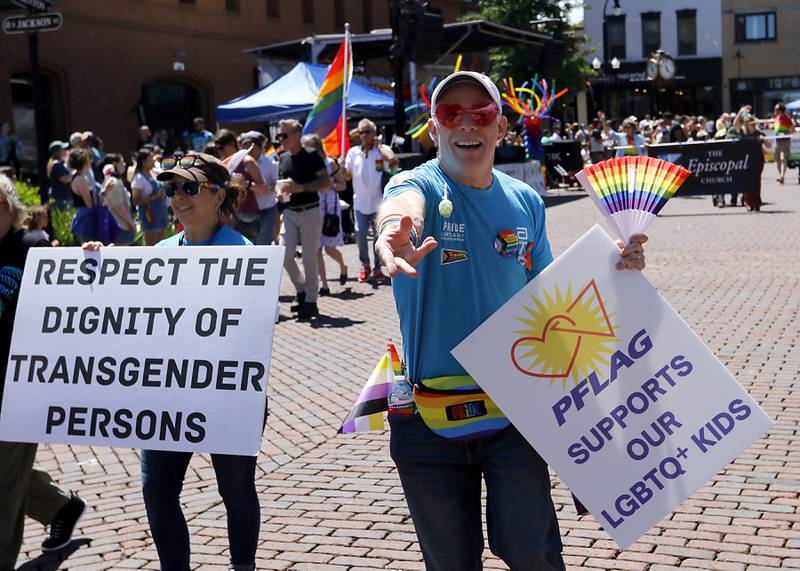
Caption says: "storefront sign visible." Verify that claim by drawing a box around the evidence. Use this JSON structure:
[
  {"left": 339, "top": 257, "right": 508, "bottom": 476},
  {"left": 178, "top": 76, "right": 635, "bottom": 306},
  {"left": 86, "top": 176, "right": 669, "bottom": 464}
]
[
  {"left": 0, "top": 246, "right": 284, "bottom": 455},
  {"left": 452, "top": 225, "right": 773, "bottom": 548},
  {"left": 648, "top": 139, "right": 761, "bottom": 195}
]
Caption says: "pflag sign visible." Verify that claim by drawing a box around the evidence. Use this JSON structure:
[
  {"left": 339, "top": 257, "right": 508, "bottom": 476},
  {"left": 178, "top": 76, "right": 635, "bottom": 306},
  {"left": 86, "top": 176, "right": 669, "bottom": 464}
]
[{"left": 3, "top": 12, "right": 62, "bottom": 34}]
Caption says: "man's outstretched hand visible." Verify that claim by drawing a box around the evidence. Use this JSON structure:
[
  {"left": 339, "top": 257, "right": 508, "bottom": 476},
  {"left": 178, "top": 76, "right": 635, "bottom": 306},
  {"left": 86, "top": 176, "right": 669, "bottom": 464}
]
[{"left": 376, "top": 215, "right": 438, "bottom": 278}]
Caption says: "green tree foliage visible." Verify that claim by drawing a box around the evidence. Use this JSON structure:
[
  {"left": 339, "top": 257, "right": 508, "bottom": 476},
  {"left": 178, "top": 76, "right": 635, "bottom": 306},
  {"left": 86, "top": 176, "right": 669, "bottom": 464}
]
[{"left": 461, "top": 0, "right": 593, "bottom": 95}]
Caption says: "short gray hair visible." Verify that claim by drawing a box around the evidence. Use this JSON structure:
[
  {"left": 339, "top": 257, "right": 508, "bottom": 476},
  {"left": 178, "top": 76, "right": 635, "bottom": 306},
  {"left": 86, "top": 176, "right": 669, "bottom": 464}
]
[
  {"left": 278, "top": 119, "right": 303, "bottom": 133},
  {"left": 358, "top": 118, "right": 376, "bottom": 133},
  {"left": 0, "top": 174, "right": 26, "bottom": 229}
]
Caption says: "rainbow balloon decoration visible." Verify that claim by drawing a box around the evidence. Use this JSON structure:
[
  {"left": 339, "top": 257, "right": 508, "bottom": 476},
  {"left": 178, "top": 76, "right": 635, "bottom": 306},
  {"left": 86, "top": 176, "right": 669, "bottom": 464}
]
[
  {"left": 576, "top": 156, "right": 691, "bottom": 243},
  {"left": 501, "top": 76, "right": 569, "bottom": 161}
]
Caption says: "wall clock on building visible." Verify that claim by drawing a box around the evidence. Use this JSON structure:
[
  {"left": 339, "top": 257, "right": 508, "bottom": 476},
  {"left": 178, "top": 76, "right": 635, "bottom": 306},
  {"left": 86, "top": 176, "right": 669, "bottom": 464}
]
[
  {"left": 646, "top": 58, "right": 659, "bottom": 81},
  {"left": 658, "top": 53, "right": 676, "bottom": 81}
]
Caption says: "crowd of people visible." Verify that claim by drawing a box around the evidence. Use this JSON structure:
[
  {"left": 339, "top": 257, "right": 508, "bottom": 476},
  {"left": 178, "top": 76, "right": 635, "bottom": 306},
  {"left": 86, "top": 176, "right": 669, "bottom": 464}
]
[
  {"left": 4, "top": 64, "right": 796, "bottom": 571},
  {"left": 526, "top": 103, "right": 798, "bottom": 212},
  {"left": 1, "top": 68, "right": 655, "bottom": 571},
  {"left": 4, "top": 114, "right": 402, "bottom": 318}
]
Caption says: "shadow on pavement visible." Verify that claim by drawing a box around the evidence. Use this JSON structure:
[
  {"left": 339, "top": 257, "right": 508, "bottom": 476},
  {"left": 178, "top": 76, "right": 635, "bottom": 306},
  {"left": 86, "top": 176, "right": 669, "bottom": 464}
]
[
  {"left": 17, "top": 538, "right": 92, "bottom": 571},
  {"left": 309, "top": 315, "right": 366, "bottom": 329},
  {"left": 325, "top": 289, "right": 375, "bottom": 301},
  {"left": 542, "top": 193, "right": 587, "bottom": 208},
  {"left": 661, "top": 209, "right": 795, "bottom": 217}
]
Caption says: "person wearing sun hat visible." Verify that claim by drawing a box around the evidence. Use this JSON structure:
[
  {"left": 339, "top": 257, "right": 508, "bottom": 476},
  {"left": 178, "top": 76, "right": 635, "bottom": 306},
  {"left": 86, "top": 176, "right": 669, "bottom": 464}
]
[{"left": 373, "top": 71, "right": 649, "bottom": 570}]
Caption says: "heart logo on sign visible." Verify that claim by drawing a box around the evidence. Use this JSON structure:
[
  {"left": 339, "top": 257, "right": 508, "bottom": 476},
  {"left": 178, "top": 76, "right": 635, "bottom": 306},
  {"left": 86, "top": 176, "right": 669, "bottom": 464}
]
[{"left": 510, "top": 280, "right": 617, "bottom": 382}]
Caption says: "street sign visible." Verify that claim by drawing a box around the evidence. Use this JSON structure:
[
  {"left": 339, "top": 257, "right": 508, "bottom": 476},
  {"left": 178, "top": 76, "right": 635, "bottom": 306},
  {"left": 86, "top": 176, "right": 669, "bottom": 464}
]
[
  {"left": 3, "top": 12, "right": 62, "bottom": 34},
  {"left": 12, "top": 0, "right": 52, "bottom": 12}
]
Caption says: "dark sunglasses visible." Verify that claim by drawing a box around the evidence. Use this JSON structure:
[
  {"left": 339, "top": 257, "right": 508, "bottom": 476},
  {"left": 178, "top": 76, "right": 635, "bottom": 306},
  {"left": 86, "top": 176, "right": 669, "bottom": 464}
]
[
  {"left": 161, "top": 153, "right": 212, "bottom": 171},
  {"left": 164, "top": 179, "right": 220, "bottom": 198},
  {"left": 433, "top": 102, "right": 500, "bottom": 129},
  {"left": 277, "top": 132, "right": 293, "bottom": 140},
  {"left": 359, "top": 130, "right": 374, "bottom": 135}
]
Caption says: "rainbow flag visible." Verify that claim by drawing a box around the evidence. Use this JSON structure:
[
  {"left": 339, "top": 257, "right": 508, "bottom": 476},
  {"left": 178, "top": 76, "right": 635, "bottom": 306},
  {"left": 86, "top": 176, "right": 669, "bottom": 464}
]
[
  {"left": 303, "top": 34, "right": 352, "bottom": 141},
  {"left": 339, "top": 340, "right": 403, "bottom": 434},
  {"left": 263, "top": 145, "right": 276, "bottom": 159}
]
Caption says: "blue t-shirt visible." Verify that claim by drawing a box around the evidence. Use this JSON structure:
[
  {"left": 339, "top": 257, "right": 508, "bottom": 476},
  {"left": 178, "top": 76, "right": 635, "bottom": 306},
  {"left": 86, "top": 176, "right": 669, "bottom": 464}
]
[
  {"left": 383, "top": 159, "right": 553, "bottom": 383},
  {"left": 156, "top": 224, "right": 252, "bottom": 247}
]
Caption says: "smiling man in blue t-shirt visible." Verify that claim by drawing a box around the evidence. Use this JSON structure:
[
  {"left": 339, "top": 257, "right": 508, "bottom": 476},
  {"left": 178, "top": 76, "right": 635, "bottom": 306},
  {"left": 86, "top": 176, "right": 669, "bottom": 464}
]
[{"left": 376, "top": 71, "right": 648, "bottom": 570}]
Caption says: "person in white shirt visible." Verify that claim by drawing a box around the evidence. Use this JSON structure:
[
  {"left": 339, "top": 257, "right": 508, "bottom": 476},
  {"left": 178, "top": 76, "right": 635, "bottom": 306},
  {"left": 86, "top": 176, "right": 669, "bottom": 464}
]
[{"left": 342, "top": 119, "right": 399, "bottom": 282}]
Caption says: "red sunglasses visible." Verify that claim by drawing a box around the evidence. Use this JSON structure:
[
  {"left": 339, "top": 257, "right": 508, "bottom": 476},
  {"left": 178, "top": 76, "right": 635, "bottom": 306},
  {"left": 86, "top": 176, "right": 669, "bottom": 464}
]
[{"left": 433, "top": 102, "right": 500, "bottom": 129}]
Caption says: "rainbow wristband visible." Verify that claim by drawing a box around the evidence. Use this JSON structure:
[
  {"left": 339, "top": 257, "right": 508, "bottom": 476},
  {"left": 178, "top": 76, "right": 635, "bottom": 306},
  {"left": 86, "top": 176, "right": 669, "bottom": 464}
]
[{"left": 378, "top": 213, "right": 420, "bottom": 246}]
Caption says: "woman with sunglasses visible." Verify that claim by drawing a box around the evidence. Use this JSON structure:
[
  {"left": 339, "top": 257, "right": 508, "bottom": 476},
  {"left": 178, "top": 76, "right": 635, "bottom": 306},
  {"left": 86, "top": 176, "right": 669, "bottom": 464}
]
[{"left": 83, "top": 153, "right": 259, "bottom": 571}]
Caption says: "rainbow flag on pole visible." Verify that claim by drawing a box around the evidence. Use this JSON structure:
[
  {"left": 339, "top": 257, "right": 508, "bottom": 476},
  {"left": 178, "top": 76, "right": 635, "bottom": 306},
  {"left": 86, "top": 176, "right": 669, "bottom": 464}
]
[
  {"left": 303, "top": 24, "right": 352, "bottom": 156},
  {"left": 339, "top": 340, "right": 403, "bottom": 434}
]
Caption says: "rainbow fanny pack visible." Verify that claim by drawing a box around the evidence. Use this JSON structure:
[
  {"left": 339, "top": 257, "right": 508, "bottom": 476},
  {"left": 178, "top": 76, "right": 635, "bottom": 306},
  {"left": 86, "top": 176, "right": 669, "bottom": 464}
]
[{"left": 413, "top": 375, "right": 510, "bottom": 440}]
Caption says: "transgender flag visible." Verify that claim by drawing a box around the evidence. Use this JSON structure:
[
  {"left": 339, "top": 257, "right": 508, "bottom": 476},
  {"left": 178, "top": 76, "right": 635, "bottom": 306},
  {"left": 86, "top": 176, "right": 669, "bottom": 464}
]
[
  {"left": 338, "top": 341, "right": 403, "bottom": 433},
  {"left": 302, "top": 26, "right": 352, "bottom": 150}
]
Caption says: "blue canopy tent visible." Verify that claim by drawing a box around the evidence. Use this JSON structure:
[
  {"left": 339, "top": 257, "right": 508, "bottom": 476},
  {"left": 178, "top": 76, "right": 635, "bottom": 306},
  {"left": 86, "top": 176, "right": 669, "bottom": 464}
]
[
  {"left": 786, "top": 98, "right": 800, "bottom": 111},
  {"left": 216, "top": 62, "right": 396, "bottom": 123}
]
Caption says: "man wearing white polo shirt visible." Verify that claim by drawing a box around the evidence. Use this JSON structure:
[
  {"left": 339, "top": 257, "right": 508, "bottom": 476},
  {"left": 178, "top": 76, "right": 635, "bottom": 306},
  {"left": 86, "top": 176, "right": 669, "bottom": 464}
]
[{"left": 343, "top": 119, "right": 398, "bottom": 282}]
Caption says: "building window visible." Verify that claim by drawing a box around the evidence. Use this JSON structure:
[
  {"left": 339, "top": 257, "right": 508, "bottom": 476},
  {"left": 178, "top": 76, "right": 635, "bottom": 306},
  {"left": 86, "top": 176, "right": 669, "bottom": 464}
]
[
  {"left": 225, "top": 0, "right": 240, "bottom": 12},
  {"left": 266, "top": 0, "right": 279, "bottom": 18},
  {"left": 676, "top": 10, "right": 696, "bottom": 55},
  {"left": 641, "top": 12, "right": 660, "bottom": 58},
  {"left": 302, "top": 0, "right": 314, "bottom": 24},
  {"left": 735, "top": 12, "right": 776, "bottom": 42},
  {"left": 363, "top": 0, "right": 373, "bottom": 32},
  {"left": 334, "top": 0, "right": 345, "bottom": 29},
  {"left": 607, "top": 16, "right": 626, "bottom": 60}
]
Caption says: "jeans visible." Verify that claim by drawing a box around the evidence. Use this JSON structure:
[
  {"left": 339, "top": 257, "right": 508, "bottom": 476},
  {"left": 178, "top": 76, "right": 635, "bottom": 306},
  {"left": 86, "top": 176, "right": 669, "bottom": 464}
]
[
  {"left": 355, "top": 210, "right": 380, "bottom": 271},
  {"left": 389, "top": 414, "right": 565, "bottom": 571},
  {"left": 256, "top": 206, "right": 278, "bottom": 245},
  {"left": 141, "top": 450, "right": 259, "bottom": 571},
  {"left": 281, "top": 206, "right": 323, "bottom": 303}
]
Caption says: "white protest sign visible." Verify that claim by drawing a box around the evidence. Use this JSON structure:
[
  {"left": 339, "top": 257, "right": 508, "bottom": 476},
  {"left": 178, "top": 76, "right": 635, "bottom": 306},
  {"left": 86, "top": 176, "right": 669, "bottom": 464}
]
[
  {"left": 0, "top": 246, "right": 284, "bottom": 456},
  {"left": 452, "top": 225, "right": 773, "bottom": 548}
]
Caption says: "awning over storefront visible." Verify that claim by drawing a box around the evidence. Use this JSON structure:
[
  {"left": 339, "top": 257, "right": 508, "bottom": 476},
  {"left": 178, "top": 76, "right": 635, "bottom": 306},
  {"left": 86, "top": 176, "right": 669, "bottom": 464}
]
[
  {"left": 216, "top": 62, "right": 396, "bottom": 123},
  {"left": 246, "top": 20, "right": 552, "bottom": 65}
]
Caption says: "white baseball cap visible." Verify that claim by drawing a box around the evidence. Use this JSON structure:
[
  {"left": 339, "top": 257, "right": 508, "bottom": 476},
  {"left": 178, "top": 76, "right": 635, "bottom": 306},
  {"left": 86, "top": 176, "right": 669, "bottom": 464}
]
[{"left": 430, "top": 71, "right": 502, "bottom": 112}]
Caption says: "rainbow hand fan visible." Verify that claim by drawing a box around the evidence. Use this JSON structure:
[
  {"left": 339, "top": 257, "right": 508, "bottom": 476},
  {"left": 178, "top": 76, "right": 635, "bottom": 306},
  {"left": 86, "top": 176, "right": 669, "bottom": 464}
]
[{"left": 576, "top": 156, "right": 690, "bottom": 243}]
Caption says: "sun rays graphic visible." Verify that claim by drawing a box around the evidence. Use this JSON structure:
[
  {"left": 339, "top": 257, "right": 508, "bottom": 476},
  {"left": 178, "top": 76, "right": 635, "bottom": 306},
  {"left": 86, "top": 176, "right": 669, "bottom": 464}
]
[{"left": 510, "top": 280, "right": 619, "bottom": 386}]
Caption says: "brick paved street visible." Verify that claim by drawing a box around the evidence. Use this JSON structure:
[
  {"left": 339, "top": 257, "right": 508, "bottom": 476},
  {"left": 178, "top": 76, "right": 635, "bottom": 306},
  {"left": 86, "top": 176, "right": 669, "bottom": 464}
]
[{"left": 18, "top": 164, "right": 799, "bottom": 570}]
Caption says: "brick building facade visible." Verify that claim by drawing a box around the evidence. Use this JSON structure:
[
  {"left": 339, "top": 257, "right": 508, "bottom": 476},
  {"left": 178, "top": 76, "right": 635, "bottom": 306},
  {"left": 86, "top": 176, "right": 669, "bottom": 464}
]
[{"left": 0, "top": 0, "right": 464, "bottom": 161}]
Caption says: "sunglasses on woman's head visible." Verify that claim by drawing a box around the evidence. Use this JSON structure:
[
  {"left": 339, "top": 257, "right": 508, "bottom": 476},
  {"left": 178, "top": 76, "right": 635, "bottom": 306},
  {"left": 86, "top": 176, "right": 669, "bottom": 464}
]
[
  {"left": 433, "top": 102, "right": 500, "bottom": 129},
  {"left": 164, "top": 179, "right": 219, "bottom": 198},
  {"left": 161, "top": 153, "right": 211, "bottom": 171}
]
